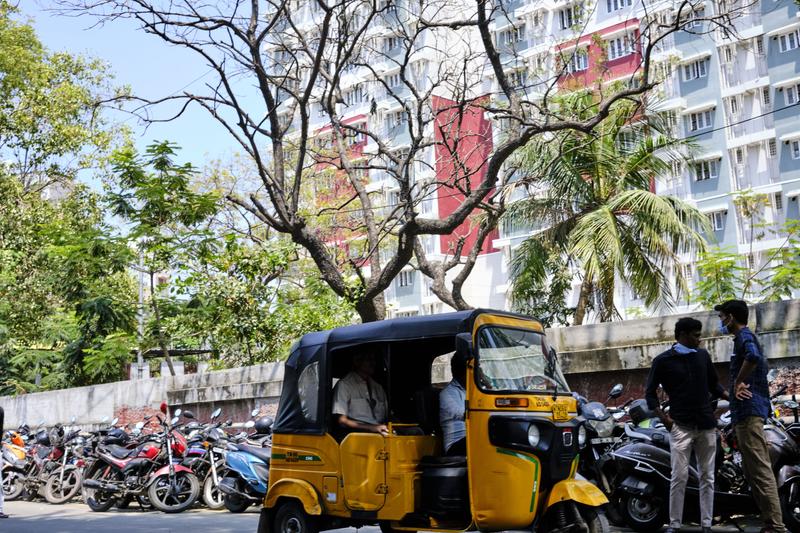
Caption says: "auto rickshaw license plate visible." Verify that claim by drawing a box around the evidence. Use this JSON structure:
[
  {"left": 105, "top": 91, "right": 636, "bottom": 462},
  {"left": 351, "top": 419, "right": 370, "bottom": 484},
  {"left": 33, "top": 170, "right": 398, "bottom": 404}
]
[{"left": 552, "top": 403, "right": 569, "bottom": 421}]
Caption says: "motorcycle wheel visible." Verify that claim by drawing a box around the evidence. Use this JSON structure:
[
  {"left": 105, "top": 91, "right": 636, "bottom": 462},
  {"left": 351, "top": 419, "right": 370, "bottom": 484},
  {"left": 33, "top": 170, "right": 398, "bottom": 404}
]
[
  {"left": 579, "top": 506, "right": 611, "bottom": 533},
  {"left": 82, "top": 462, "right": 119, "bottom": 512},
  {"left": 2, "top": 472, "right": 25, "bottom": 501},
  {"left": 147, "top": 471, "right": 200, "bottom": 514},
  {"left": 781, "top": 478, "right": 800, "bottom": 532},
  {"left": 203, "top": 474, "right": 226, "bottom": 510},
  {"left": 619, "top": 494, "right": 666, "bottom": 532},
  {"left": 223, "top": 493, "right": 252, "bottom": 513},
  {"left": 44, "top": 466, "right": 82, "bottom": 504}
]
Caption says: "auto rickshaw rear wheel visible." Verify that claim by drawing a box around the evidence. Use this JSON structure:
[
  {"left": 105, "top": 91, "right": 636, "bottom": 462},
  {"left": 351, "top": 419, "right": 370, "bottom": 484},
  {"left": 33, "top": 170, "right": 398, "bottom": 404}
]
[{"left": 274, "top": 500, "right": 319, "bottom": 533}]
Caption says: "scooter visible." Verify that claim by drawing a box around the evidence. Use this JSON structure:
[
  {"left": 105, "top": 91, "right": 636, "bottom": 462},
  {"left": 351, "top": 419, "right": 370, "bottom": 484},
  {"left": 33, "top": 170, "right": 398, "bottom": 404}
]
[
  {"left": 611, "top": 389, "right": 800, "bottom": 531},
  {"left": 218, "top": 415, "right": 273, "bottom": 513}
]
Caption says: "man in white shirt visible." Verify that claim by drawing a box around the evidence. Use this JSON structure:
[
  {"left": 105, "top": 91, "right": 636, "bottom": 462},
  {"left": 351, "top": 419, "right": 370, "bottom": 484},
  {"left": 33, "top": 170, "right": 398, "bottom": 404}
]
[{"left": 333, "top": 352, "right": 389, "bottom": 436}]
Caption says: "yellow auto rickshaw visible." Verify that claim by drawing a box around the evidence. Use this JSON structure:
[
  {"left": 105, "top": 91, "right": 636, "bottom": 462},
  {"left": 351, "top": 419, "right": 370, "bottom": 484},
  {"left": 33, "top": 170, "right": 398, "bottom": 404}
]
[{"left": 258, "top": 309, "right": 609, "bottom": 533}]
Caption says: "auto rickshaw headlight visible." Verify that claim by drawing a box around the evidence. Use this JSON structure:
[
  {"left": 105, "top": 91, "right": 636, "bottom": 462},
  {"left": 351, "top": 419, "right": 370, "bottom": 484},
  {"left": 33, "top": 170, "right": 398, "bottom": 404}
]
[
  {"left": 577, "top": 425, "right": 587, "bottom": 448},
  {"left": 527, "top": 424, "right": 541, "bottom": 447}
]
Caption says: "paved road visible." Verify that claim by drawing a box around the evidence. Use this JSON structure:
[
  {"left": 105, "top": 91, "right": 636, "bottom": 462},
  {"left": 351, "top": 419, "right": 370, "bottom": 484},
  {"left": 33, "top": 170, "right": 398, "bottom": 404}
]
[{"left": 0, "top": 500, "right": 766, "bottom": 532}]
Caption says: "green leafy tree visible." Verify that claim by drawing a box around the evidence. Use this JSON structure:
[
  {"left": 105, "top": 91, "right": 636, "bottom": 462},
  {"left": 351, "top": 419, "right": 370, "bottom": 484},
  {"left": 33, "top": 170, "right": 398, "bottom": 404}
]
[{"left": 505, "top": 93, "right": 709, "bottom": 323}]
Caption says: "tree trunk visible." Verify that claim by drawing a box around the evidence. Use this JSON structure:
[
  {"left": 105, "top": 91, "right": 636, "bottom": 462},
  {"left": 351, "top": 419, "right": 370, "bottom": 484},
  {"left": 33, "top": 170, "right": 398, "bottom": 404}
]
[
  {"left": 355, "top": 294, "right": 386, "bottom": 323},
  {"left": 573, "top": 278, "right": 593, "bottom": 326},
  {"left": 149, "top": 272, "right": 176, "bottom": 376}
]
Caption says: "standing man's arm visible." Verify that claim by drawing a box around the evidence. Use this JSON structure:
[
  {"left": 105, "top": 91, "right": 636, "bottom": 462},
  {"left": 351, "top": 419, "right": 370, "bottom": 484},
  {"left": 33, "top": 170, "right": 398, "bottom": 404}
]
[
  {"left": 645, "top": 359, "right": 672, "bottom": 429},
  {"left": 706, "top": 354, "right": 729, "bottom": 401},
  {"left": 734, "top": 338, "right": 762, "bottom": 400}
]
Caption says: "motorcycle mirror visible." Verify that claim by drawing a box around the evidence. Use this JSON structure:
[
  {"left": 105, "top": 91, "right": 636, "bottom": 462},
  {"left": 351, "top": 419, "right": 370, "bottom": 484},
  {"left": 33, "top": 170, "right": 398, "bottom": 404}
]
[
  {"left": 170, "top": 416, "right": 180, "bottom": 425},
  {"left": 160, "top": 402, "right": 168, "bottom": 414},
  {"left": 251, "top": 408, "right": 260, "bottom": 417},
  {"left": 101, "top": 416, "right": 109, "bottom": 424},
  {"left": 608, "top": 383, "right": 624, "bottom": 399},
  {"left": 785, "top": 400, "right": 799, "bottom": 410},
  {"left": 71, "top": 416, "right": 77, "bottom": 424},
  {"left": 245, "top": 420, "right": 256, "bottom": 428},
  {"left": 211, "top": 408, "right": 222, "bottom": 420},
  {"left": 182, "top": 410, "right": 195, "bottom": 419},
  {"left": 174, "top": 408, "right": 182, "bottom": 417},
  {"left": 768, "top": 368, "right": 778, "bottom": 383},
  {"left": 225, "top": 419, "right": 233, "bottom": 426},
  {"left": 135, "top": 421, "right": 145, "bottom": 430},
  {"left": 110, "top": 417, "right": 119, "bottom": 426}
]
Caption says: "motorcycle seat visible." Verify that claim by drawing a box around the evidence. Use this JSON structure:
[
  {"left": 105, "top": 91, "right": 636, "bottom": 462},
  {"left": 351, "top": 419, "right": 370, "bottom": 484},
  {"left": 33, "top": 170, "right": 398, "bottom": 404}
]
[
  {"left": 624, "top": 423, "right": 671, "bottom": 447},
  {"left": 235, "top": 443, "right": 272, "bottom": 464},
  {"left": 106, "top": 444, "right": 136, "bottom": 459}
]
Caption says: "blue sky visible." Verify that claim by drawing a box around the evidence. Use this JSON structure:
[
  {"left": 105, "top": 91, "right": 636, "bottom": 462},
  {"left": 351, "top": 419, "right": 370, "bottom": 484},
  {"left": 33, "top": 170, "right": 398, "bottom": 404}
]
[{"left": 25, "top": 2, "right": 241, "bottom": 166}]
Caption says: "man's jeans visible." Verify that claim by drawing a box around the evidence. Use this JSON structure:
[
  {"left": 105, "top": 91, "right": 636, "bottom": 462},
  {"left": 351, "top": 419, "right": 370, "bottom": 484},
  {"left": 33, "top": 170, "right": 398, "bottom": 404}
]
[
  {"left": 735, "top": 416, "right": 787, "bottom": 532},
  {"left": 669, "top": 423, "right": 716, "bottom": 529}
]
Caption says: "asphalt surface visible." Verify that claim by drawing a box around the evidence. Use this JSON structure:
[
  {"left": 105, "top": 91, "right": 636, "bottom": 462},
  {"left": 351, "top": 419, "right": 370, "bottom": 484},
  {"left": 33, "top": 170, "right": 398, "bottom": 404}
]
[{"left": 0, "top": 500, "right": 768, "bottom": 532}]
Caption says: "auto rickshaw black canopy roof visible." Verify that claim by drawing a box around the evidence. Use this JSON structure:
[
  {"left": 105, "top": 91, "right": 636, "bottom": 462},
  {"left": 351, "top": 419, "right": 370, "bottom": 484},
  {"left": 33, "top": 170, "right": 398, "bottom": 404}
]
[{"left": 274, "top": 309, "right": 537, "bottom": 434}]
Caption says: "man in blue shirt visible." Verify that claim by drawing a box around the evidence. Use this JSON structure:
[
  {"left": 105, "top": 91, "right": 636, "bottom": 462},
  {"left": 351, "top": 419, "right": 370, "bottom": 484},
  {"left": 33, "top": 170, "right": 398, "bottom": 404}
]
[
  {"left": 439, "top": 348, "right": 468, "bottom": 456},
  {"left": 715, "top": 299, "right": 785, "bottom": 533}
]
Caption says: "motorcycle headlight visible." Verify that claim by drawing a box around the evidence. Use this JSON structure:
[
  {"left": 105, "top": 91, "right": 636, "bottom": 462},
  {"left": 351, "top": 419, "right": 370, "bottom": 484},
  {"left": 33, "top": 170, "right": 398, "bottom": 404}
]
[
  {"left": 586, "top": 417, "right": 615, "bottom": 438},
  {"left": 527, "top": 424, "right": 541, "bottom": 447},
  {"left": 578, "top": 425, "right": 587, "bottom": 448}
]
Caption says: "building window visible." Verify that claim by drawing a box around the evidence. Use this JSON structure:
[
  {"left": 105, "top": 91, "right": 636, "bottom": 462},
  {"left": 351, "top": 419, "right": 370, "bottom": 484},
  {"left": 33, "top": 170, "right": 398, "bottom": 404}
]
[
  {"left": 500, "top": 24, "right": 526, "bottom": 46},
  {"left": 792, "top": 140, "right": 800, "bottom": 160},
  {"left": 683, "top": 263, "right": 694, "bottom": 280},
  {"left": 778, "top": 30, "right": 800, "bottom": 53},
  {"left": 384, "top": 73, "right": 402, "bottom": 89},
  {"left": 735, "top": 147, "right": 745, "bottom": 165},
  {"left": 384, "top": 36, "right": 401, "bottom": 53},
  {"left": 694, "top": 160, "right": 718, "bottom": 181},
  {"left": 708, "top": 211, "right": 725, "bottom": 231},
  {"left": 558, "top": 4, "right": 582, "bottom": 30},
  {"left": 762, "top": 87, "right": 772, "bottom": 108},
  {"left": 785, "top": 83, "right": 800, "bottom": 106},
  {"left": 508, "top": 69, "right": 529, "bottom": 88},
  {"left": 606, "top": 0, "right": 632, "bottom": 12},
  {"left": 721, "top": 45, "right": 734, "bottom": 64},
  {"left": 385, "top": 110, "right": 406, "bottom": 129},
  {"left": 727, "top": 96, "right": 740, "bottom": 117},
  {"left": 607, "top": 34, "right": 634, "bottom": 60},
  {"left": 688, "top": 110, "right": 713, "bottom": 131},
  {"left": 397, "top": 270, "right": 415, "bottom": 287},
  {"left": 773, "top": 192, "right": 784, "bottom": 212},
  {"left": 564, "top": 49, "right": 589, "bottom": 73},
  {"left": 683, "top": 59, "right": 708, "bottom": 81},
  {"left": 754, "top": 35, "right": 765, "bottom": 55},
  {"left": 767, "top": 138, "right": 778, "bottom": 158},
  {"left": 685, "top": 7, "right": 706, "bottom": 29}
]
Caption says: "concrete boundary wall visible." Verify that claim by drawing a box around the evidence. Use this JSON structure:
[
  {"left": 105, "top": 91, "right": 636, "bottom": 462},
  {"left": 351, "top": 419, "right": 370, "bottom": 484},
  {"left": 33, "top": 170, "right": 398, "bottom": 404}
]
[{"left": 2, "top": 300, "right": 798, "bottom": 428}]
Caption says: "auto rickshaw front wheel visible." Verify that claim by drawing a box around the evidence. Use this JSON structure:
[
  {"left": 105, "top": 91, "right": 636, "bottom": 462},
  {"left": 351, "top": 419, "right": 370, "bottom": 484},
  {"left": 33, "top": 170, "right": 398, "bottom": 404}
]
[
  {"left": 274, "top": 500, "right": 319, "bottom": 533},
  {"left": 538, "top": 502, "right": 610, "bottom": 533}
]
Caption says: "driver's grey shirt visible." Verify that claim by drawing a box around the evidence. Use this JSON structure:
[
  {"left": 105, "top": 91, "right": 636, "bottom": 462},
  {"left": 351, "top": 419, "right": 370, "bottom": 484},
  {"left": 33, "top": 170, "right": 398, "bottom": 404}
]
[{"left": 439, "top": 379, "right": 466, "bottom": 452}]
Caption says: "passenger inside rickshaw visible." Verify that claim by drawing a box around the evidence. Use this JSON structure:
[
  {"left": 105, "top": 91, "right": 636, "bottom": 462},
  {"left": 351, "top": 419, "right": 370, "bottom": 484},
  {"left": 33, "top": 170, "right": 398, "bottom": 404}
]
[{"left": 328, "top": 338, "right": 456, "bottom": 447}]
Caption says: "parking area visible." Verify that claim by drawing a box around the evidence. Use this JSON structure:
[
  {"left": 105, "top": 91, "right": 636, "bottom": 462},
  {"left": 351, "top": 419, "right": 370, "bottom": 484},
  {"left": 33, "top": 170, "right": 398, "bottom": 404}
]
[{"left": 1, "top": 500, "right": 767, "bottom": 532}]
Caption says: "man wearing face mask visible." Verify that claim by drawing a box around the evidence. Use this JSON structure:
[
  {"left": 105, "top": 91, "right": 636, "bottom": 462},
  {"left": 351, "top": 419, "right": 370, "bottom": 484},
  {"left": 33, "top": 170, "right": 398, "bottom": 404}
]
[{"left": 715, "top": 299, "right": 785, "bottom": 533}]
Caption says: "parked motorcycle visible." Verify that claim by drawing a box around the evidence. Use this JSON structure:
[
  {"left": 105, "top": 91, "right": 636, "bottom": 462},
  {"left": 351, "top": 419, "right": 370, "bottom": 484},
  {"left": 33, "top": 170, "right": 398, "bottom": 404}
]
[
  {"left": 44, "top": 417, "right": 85, "bottom": 504},
  {"left": 612, "top": 387, "right": 800, "bottom": 531},
  {"left": 182, "top": 407, "right": 230, "bottom": 510},
  {"left": 81, "top": 405, "right": 200, "bottom": 513},
  {"left": 218, "top": 414, "right": 273, "bottom": 513}
]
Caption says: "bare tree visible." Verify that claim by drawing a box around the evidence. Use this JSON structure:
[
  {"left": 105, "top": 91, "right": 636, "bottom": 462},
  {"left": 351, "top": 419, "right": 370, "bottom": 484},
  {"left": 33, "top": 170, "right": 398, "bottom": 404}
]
[{"left": 55, "top": 0, "right": 748, "bottom": 321}]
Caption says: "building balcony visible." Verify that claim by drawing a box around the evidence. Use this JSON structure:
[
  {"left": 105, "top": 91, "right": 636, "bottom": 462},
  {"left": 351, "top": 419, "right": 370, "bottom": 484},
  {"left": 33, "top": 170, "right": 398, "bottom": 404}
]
[
  {"left": 731, "top": 156, "right": 781, "bottom": 190},
  {"left": 719, "top": 59, "right": 768, "bottom": 91},
  {"left": 726, "top": 114, "right": 774, "bottom": 143}
]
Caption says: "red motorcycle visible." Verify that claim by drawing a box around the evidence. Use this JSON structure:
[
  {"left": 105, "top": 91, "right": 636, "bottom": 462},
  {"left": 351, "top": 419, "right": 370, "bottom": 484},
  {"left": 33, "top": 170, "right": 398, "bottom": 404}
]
[{"left": 81, "top": 404, "right": 200, "bottom": 513}]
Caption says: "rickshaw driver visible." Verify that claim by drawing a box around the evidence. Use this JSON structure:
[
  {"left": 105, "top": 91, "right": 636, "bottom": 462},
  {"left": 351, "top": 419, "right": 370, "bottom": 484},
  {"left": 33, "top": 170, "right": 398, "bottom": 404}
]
[
  {"left": 332, "top": 352, "right": 390, "bottom": 436},
  {"left": 439, "top": 348, "right": 468, "bottom": 455}
]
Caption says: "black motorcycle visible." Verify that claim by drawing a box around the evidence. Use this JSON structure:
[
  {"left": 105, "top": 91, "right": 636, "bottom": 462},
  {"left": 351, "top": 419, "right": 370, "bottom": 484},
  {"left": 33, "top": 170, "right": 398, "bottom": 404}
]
[{"left": 611, "top": 390, "right": 800, "bottom": 531}]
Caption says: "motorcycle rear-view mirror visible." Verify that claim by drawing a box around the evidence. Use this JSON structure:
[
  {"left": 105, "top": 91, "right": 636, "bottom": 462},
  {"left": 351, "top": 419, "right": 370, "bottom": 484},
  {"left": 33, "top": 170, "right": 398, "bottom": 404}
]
[
  {"left": 245, "top": 420, "right": 256, "bottom": 429},
  {"left": 135, "top": 421, "right": 145, "bottom": 430},
  {"left": 182, "top": 410, "right": 195, "bottom": 419},
  {"left": 211, "top": 408, "right": 222, "bottom": 420},
  {"left": 170, "top": 416, "right": 180, "bottom": 425},
  {"left": 608, "top": 383, "right": 624, "bottom": 399},
  {"left": 101, "top": 416, "right": 109, "bottom": 424},
  {"left": 251, "top": 408, "right": 260, "bottom": 417},
  {"left": 71, "top": 416, "right": 77, "bottom": 424},
  {"left": 785, "top": 400, "right": 799, "bottom": 410},
  {"left": 174, "top": 408, "right": 182, "bottom": 417},
  {"left": 225, "top": 419, "right": 233, "bottom": 426},
  {"left": 110, "top": 417, "right": 119, "bottom": 426}
]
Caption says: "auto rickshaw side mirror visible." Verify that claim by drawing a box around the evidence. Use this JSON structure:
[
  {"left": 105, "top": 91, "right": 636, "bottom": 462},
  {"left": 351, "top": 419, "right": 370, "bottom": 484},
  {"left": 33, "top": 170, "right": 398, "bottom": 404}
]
[
  {"left": 609, "top": 383, "right": 624, "bottom": 400},
  {"left": 455, "top": 332, "right": 473, "bottom": 358}
]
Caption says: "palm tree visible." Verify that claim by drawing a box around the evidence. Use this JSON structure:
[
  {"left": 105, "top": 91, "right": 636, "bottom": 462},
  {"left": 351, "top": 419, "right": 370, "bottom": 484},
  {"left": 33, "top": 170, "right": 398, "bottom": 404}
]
[{"left": 504, "top": 93, "right": 709, "bottom": 324}]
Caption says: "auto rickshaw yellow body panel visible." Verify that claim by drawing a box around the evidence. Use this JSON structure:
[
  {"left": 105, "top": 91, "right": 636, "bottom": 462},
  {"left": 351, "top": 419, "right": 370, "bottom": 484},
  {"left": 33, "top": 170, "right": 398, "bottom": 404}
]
[{"left": 545, "top": 478, "right": 609, "bottom": 509}]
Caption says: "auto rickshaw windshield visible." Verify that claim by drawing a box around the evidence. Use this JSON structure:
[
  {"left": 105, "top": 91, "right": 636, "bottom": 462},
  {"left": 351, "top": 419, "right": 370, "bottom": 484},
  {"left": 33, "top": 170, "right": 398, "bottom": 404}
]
[{"left": 475, "top": 326, "right": 570, "bottom": 393}]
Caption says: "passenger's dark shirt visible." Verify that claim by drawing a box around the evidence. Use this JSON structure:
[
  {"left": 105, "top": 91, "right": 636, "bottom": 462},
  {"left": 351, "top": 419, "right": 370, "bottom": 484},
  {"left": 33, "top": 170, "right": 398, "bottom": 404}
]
[
  {"left": 729, "top": 327, "right": 771, "bottom": 423},
  {"left": 645, "top": 345, "right": 724, "bottom": 430}
]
